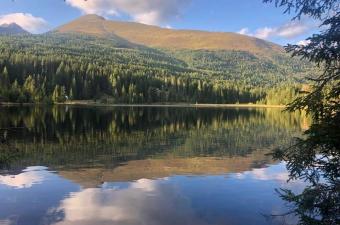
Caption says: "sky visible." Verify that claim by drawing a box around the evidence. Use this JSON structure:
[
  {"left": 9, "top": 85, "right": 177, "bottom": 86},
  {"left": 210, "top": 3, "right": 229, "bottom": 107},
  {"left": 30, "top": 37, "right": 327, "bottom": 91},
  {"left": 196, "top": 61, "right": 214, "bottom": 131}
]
[{"left": 0, "top": 0, "right": 321, "bottom": 45}]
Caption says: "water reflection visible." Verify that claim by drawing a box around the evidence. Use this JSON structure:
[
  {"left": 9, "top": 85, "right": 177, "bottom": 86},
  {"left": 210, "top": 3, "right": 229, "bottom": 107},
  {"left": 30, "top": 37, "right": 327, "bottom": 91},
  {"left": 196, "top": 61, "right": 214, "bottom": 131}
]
[
  {"left": 0, "top": 106, "right": 307, "bottom": 170},
  {"left": 0, "top": 166, "right": 47, "bottom": 189},
  {"left": 57, "top": 149, "right": 273, "bottom": 187},
  {"left": 0, "top": 167, "right": 79, "bottom": 225},
  {"left": 0, "top": 164, "right": 301, "bottom": 225},
  {"left": 0, "top": 106, "right": 308, "bottom": 225},
  {"left": 52, "top": 179, "right": 203, "bottom": 225}
]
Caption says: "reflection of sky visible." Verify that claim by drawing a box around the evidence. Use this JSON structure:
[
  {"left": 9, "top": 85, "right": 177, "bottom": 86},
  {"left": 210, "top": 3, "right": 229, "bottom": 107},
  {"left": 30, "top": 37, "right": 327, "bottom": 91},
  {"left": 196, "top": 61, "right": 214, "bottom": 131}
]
[
  {"left": 233, "top": 162, "right": 307, "bottom": 192},
  {"left": 0, "top": 167, "right": 79, "bottom": 225},
  {"left": 51, "top": 178, "right": 206, "bottom": 225},
  {"left": 0, "top": 166, "right": 48, "bottom": 189},
  {"left": 0, "top": 163, "right": 303, "bottom": 225}
]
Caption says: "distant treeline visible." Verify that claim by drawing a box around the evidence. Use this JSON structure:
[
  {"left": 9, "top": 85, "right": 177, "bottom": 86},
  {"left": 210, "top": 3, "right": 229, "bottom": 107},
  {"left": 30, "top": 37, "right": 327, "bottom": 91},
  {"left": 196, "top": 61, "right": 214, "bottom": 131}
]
[{"left": 0, "top": 34, "right": 307, "bottom": 104}]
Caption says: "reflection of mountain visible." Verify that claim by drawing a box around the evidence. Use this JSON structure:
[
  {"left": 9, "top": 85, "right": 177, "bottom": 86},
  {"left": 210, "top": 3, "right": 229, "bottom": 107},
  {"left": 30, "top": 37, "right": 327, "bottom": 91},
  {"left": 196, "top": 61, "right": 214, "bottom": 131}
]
[
  {"left": 0, "top": 23, "right": 29, "bottom": 35},
  {"left": 0, "top": 106, "right": 308, "bottom": 225},
  {"left": 0, "top": 106, "right": 307, "bottom": 170},
  {"left": 58, "top": 149, "right": 273, "bottom": 187}
]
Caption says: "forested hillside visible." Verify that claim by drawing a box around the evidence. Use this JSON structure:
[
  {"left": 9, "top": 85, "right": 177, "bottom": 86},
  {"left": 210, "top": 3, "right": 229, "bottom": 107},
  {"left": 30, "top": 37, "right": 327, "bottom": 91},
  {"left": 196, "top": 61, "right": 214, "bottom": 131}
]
[{"left": 0, "top": 16, "right": 316, "bottom": 104}]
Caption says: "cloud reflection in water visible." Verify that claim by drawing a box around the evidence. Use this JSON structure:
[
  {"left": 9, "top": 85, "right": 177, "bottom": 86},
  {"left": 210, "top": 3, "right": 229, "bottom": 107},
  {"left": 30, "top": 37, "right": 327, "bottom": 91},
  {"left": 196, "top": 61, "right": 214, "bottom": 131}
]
[
  {"left": 0, "top": 163, "right": 303, "bottom": 225},
  {"left": 0, "top": 166, "right": 48, "bottom": 189},
  {"left": 51, "top": 178, "right": 207, "bottom": 225}
]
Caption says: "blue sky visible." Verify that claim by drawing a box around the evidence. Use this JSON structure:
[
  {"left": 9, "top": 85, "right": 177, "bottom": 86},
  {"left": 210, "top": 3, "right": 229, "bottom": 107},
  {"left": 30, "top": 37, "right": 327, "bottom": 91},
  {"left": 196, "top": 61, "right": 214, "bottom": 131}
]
[{"left": 0, "top": 0, "right": 320, "bottom": 45}]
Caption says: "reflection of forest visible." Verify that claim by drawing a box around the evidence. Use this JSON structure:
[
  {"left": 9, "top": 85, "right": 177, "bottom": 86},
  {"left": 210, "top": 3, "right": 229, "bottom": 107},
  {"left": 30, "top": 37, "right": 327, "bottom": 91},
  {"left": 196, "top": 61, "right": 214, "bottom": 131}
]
[{"left": 0, "top": 106, "right": 308, "bottom": 170}]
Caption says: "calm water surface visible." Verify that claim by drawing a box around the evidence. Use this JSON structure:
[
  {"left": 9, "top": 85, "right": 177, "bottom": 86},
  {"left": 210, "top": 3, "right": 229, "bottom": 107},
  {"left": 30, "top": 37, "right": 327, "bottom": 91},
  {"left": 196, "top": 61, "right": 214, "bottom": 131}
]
[{"left": 0, "top": 106, "right": 308, "bottom": 225}]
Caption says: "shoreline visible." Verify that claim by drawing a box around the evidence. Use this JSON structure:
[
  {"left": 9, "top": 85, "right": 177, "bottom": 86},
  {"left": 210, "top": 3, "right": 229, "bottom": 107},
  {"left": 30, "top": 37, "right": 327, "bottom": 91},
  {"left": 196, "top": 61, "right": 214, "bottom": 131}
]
[{"left": 0, "top": 101, "right": 286, "bottom": 108}]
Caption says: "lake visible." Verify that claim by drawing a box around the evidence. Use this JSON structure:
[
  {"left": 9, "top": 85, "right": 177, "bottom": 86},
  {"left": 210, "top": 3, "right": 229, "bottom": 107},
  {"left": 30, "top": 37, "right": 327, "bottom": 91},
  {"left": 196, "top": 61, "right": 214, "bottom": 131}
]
[{"left": 0, "top": 106, "right": 308, "bottom": 225}]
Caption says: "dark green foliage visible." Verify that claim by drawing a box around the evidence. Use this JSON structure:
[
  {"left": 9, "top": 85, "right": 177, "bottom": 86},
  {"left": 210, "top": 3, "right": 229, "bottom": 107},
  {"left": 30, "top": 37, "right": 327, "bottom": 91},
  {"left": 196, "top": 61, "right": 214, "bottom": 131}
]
[
  {"left": 168, "top": 49, "right": 310, "bottom": 85},
  {"left": 0, "top": 33, "right": 311, "bottom": 104},
  {"left": 260, "top": 84, "right": 301, "bottom": 105},
  {"left": 0, "top": 128, "right": 21, "bottom": 169},
  {"left": 263, "top": 0, "right": 339, "bottom": 20},
  {"left": 265, "top": 0, "right": 339, "bottom": 224}
]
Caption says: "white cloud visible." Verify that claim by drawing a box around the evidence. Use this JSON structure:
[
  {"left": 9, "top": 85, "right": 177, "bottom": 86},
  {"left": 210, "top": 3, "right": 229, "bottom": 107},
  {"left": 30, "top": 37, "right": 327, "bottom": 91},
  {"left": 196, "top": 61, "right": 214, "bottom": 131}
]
[
  {"left": 254, "top": 27, "right": 275, "bottom": 39},
  {"left": 297, "top": 39, "right": 311, "bottom": 46},
  {"left": 0, "top": 13, "right": 48, "bottom": 33},
  {"left": 275, "top": 21, "right": 310, "bottom": 38},
  {"left": 65, "top": 0, "right": 191, "bottom": 25},
  {"left": 237, "top": 27, "right": 249, "bottom": 35},
  {"left": 238, "top": 20, "right": 312, "bottom": 40}
]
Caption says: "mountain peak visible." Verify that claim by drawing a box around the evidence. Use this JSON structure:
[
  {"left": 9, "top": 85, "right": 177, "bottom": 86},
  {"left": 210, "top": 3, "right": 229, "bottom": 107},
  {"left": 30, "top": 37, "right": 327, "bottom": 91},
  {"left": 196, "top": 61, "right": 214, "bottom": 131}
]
[
  {"left": 55, "top": 15, "right": 282, "bottom": 55},
  {"left": 1, "top": 22, "right": 20, "bottom": 28},
  {"left": 0, "top": 22, "right": 29, "bottom": 35},
  {"left": 78, "top": 14, "right": 106, "bottom": 21}
]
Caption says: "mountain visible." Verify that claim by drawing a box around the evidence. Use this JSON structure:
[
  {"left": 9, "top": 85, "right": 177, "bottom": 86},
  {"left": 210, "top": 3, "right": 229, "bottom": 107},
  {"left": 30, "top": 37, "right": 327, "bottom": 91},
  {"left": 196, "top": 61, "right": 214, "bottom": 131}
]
[
  {"left": 0, "top": 23, "right": 29, "bottom": 35},
  {"left": 55, "top": 14, "right": 282, "bottom": 56},
  {"left": 53, "top": 15, "right": 314, "bottom": 83},
  {"left": 0, "top": 15, "right": 315, "bottom": 104}
]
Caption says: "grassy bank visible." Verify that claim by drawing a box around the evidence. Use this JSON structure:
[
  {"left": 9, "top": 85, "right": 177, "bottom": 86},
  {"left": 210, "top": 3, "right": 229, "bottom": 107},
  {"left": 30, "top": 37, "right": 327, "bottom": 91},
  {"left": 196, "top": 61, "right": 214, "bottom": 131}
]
[
  {"left": 0, "top": 101, "right": 286, "bottom": 108},
  {"left": 62, "top": 101, "right": 286, "bottom": 108}
]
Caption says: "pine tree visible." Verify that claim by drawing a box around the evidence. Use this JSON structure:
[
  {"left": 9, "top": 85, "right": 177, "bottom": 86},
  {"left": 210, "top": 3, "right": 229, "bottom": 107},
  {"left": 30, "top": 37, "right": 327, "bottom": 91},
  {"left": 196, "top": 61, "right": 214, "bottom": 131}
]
[
  {"left": 0, "top": 67, "right": 10, "bottom": 89},
  {"left": 52, "top": 85, "right": 60, "bottom": 103},
  {"left": 52, "top": 85, "right": 66, "bottom": 103}
]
